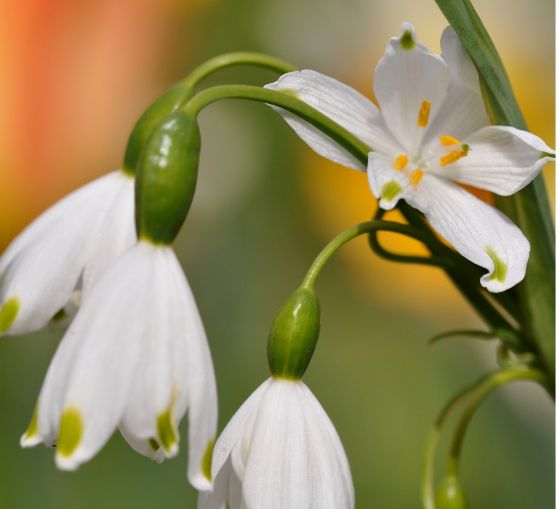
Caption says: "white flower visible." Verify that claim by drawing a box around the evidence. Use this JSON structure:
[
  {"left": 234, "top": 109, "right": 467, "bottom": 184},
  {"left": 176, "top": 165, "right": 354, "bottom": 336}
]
[
  {"left": 265, "top": 23, "right": 555, "bottom": 292},
  {"left": 0, "top": 170, "right": 135, "bottom": 335},
  {"left": 198, "top": 378, "right": 354, "bottom": 509},
  {"left": 20, "top": 241, "right": 218, "bottom": 491}
]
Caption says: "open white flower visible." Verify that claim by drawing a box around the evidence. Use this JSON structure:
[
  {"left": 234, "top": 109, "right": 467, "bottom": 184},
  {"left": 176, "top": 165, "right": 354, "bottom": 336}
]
[
  {"left": 265, "top": 23, "right": 554, "bottom": 292},
  {"left": 0, "top": 170, "right": 135, "bottom": 335},
  {"left": 198, "top": 378, "right": 354, "bottom": 509},
  {"left": 20, "top": 241, "right": 217, "bottom": 491}
]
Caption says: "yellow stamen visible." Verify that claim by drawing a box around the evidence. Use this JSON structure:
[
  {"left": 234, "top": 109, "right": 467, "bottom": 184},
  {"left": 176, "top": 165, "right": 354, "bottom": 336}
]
[
  {"left": 440, "top": 135, "right": 462, "bottom": 146},
  {"left": 417, "top": 100, "right": 431, "bottom": 127},
  {"left": 440, "top": 149, "right": 469, "bottom": 167},
  {"left": 393, "top": 154, "right": 409, "bottom": 171},
  {"left": 409, "top": 168, "right": 424, "bottom": 186}
]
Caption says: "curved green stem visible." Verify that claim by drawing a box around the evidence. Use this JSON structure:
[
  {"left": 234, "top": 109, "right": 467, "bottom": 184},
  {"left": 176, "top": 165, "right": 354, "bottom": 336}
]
[
  {"left": 300, "top": 220, "right": 449, "bottom": 290},
  {"left": 182, "top": 84, "right": 371, "bottom": 163},
  {"left": 182, "top": 52, "right": 297, "bottom": 90},
  {"left": 446, "top": 368, "right": 546, "bottom": 477},
  {"left": 422, "top": 368, "right": 546, "bottom": 509}
]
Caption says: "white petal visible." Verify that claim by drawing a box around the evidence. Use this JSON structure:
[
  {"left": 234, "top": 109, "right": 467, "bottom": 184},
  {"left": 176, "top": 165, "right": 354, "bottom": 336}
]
[
  {"left": 31, "top": 242, "right": 154, "bottom": 469},
  {"left": 300, "top": 384, "right": 354, "bottom": 509},
  {"left": 367, "top": 152, "right": 412, "bottom": 210},
  {"left": 409, "top": 174, "right": 530, "bottom": 292},
  {"left": 0, "top": 170, "right": 135, "bottom": 336},
  {"left": 167, "top": 254, "right": 218, "bottom": 491},
  {"left": 197, "top": 458, "right": 231, "bottom": 509},
  {"left": 422, "top": 26, "right": 489, "bottom": 146},
  {"left": 440, "top": 126, "right": 555, "bottom": 195},
  {"left": 265, "top": 70, "right": 399, "bottom": 169},
  {"left": 211, "top": 379, "right": 272, "bottom": 480},
  {"left": 242, "top": 379, "right": 311, "bottom": 509},
  {"left": 374, "top": 22, "right": 450, "bottom": 152},
  {"left": 120, "top": 247, "right": 179, "bottom": 458},
  {"left": 119, "top": 424, "right": 165, "bottom": 464}
]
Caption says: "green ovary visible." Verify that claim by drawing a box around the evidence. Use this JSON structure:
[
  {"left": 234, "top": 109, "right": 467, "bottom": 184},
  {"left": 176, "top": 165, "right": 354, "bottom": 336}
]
[
  {"left": 0, "top": 297, "right": 19, "bottom": 333},
  {"left": 486, "top": 247, "right": 507, "bottom": 282},
  {"left": 58, "top": 407, "right": 83, "bottom": 457}
]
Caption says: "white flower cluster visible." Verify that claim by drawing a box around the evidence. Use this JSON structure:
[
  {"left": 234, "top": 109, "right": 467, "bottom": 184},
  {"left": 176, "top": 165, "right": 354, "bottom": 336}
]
[{"left": 0, "top": 22, "right": 553, "bottom": 509}]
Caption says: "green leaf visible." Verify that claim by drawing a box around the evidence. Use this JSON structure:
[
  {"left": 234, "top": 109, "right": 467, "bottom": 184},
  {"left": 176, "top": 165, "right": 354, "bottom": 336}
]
[{"left": 435, "top": 0, "right": 555, "bottom": 382}]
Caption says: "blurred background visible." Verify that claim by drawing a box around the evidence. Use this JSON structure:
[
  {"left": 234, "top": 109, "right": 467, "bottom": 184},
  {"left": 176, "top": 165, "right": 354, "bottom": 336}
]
[{"left": 0, "top": 0, "right": 554, "bottom": 508}]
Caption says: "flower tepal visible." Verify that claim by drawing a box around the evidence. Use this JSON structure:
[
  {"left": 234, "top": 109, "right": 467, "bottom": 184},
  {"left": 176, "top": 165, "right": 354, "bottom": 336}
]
[
  {"left": 21, "top": 110, "right": 218, "bottom": 491},
  {"left": 265, "top": 23, "right": 555, "bottom": 292},
  {"left": 198, "top": 379, "right": 354, "bottom": 509},
  {"left": 0, "top": 170, "right": 135, "bottom": 335}
]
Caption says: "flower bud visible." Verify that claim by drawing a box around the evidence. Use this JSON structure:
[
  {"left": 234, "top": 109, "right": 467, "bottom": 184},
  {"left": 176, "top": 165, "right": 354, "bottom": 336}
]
[
  {"left": 135, "top": 110, "right": 201, "bottom": 244},
  {"left": 435, "top": 475, "right": 468, "bottom": 509},
  {"left": 267, "top": 287, "right": 320, "bottom": 379},
  {"left": 122, "top": 83, "right": 194, "bottom": 175}
]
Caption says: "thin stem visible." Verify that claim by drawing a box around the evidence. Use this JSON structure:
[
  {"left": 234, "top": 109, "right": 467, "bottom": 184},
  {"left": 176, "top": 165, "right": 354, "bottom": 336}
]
[
  {"left": 182, "top": 52, "right": 297, "bottom": 90},
  {"left": 446, "top": 368, "right": 546, "bottom": 476},
  {"left": 299, "top": 220, "right": 450, "bottom": 290},
  {"left": 422, "top": 368, "right": 546, "bottom": 509},
  {"left": 182, "top": 85, "right": 372, "bottom": 164}
]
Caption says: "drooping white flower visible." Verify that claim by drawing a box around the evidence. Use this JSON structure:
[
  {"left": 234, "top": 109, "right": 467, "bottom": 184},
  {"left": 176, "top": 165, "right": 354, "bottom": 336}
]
[
  {"left": 265, "top": 23, "right": 555, "bottom": 292},
  {"left": 20, "top": 241, "right": 217, "bottom": 491},
  {"left": 0, "top": 170, "right": 135, "bottom": 335},
  {"left": 198, "top": 378, "right": 354, "bottom": 509}
]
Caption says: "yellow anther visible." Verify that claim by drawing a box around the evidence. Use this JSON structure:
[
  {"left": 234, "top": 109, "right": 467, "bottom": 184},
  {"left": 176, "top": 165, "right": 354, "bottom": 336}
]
[
  {"left": 393, "top": 154, "right": 409, "bottom": 171},
  {"left": 409, "top": 168, "right": 424, "bottom": 186},
  {"left": 440, "top": 149, "right": 469, "bottom": 167},
  {"left": 440, "top": 135, "right": 462, "bottom": 146},
  {"left": 417, "top": 100, "right": 431, "bottom": 127}
]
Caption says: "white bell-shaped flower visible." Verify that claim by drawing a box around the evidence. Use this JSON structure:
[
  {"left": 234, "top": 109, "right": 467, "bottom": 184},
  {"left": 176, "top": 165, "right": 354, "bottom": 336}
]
[
  {"left": 265, "top": 24, "right": 555, "bottom": 292},
  {"left": 198, "top": 378, "right": 354, "bottom": 509},
  {"left": 21, "top": 241, "right": 217, "bottom": 491},
  {"left": 0, "top": 170, "right": 135, "bottom": 335}
]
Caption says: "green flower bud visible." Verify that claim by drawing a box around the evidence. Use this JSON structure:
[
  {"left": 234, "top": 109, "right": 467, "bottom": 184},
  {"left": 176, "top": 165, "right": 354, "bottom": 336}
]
[
  {"left": 122, "top": 83, "right": 194, "bottom": 175},
  {"left": 267, "top": 287, "right": 320, "bottom": 379},
  {"left": 435, "top": 476, "right": 468, "bottom": 509},
  {"left": 135, "top": 110, "right": 201, "bottom": 244}
]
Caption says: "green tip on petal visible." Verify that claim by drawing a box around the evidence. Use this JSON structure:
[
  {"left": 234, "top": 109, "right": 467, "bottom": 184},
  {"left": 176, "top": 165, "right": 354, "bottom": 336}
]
[
  {"left": 0, "top": 297, "right": 19, "bottom": 333},
  {"left": 486, "top": 246, "right": 508, "bottom": 283},
  {"left": 400, "top": 30, "right": 415, "bottom": 50},
  {"left": 22, "top": 403, "right": 39, "bottom": 441},
  {"left": 157, "top": 410, "right": 178, "bottom": 453},
  {"left": 148, "top": 438, "right": 160, "bottom": 452},
  {"left": 381, "top": 181, "right": 403, "bottom": 203},
  {"left": 58, "top": 407, "right": 83, "bottom": 458},
  {"left": 201, "top": 439, "right": 215, "bottom": 481}
]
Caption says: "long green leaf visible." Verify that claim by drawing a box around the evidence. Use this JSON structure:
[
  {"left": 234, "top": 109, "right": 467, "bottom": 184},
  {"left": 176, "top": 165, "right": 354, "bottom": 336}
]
[{"left": 435, "top": 0, "right": 555, "bottom": 381}]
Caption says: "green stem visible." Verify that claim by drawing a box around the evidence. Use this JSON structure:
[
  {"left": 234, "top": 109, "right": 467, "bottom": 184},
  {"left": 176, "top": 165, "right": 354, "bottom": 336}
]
[
  {"left": 422, "top": 368, "right": 546, "bottom": 509},
  {"left": 434, "top": 0, "right": 555, "bottom": 384},
  {"left": 182, "top": 52, "right": 297, "bottom": 90},
  {"left": 447, "top": 368, "right": 546, "bottom": 475},
  {"left": 183, "top": 84, "right": 371, "bottom": 162},
  {"left": 299, "top": 220, "right": 450, "bottom": 290}
]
